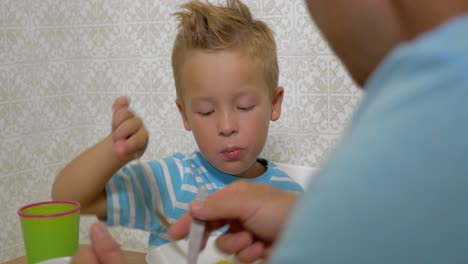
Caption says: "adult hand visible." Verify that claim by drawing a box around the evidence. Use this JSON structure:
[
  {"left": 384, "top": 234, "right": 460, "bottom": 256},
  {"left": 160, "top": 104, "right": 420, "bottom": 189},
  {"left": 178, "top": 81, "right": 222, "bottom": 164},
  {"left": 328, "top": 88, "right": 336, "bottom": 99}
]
[
  {"left": 71, "top": 222, "right": 126, "bottom": 264},
  {"left": 111, "top": 96, "right": 149, "bottom": 157},
  {"left": 169, "top": 181, "right": 298, "bottom": 263}
]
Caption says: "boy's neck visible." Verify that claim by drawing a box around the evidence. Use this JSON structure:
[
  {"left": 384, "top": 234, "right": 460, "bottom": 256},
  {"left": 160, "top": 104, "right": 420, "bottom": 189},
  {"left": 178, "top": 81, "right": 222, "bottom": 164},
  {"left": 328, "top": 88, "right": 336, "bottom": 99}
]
[{"left": 236, "top": 160, "right": 267, "bottom": 179}]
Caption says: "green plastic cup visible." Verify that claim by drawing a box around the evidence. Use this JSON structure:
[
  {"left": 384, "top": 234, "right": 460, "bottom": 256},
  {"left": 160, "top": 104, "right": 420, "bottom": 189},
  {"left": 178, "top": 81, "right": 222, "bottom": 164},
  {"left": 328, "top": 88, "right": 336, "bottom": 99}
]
[{"left": 17, "top": 200, "right": 80, "bottom": 264}]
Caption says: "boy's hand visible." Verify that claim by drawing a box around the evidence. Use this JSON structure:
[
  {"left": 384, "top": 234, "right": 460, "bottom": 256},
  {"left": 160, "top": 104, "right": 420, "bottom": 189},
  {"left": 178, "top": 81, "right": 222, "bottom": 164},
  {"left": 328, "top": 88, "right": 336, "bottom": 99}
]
[{"left": 111, "top": 96, "right": 149, "bottom": 157}]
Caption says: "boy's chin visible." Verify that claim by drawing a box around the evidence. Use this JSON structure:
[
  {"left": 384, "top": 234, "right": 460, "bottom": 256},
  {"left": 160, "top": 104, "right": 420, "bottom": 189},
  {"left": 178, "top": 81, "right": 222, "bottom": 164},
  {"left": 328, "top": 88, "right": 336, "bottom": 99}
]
[
  {"left": 216, "top": 162, "right": 260, "bottom": 179},
  {"left": 217, "top": 164, "right": 248, "bottom": 176}
]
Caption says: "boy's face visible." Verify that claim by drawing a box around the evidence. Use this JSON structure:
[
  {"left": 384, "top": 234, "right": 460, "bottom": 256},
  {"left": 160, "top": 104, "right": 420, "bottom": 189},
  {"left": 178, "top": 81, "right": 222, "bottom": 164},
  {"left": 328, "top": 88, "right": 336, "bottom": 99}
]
[{"left": 176, "top": 50, "right": 283, "bottom": 177}]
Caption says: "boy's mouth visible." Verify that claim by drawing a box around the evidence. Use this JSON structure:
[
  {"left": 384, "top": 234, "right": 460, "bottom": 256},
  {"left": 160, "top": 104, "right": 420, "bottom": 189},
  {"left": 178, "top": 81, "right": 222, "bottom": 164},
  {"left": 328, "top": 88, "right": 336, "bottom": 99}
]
[{"left": 220, "top": 146, "right": 243, "bottom": 160}]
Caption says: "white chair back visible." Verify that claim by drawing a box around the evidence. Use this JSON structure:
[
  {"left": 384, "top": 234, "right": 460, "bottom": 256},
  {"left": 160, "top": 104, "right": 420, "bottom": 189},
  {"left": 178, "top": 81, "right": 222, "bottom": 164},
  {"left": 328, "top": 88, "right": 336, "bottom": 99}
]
[{"left": 275, "top": 162, "right": 318, "bottom": 190}]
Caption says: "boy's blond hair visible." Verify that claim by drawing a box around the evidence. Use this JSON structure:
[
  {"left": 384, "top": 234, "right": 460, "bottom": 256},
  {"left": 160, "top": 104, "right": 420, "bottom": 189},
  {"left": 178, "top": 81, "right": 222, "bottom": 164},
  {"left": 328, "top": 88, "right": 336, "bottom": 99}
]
[{"left": 172, "top": 0, "right": 279, "bottom": 100}]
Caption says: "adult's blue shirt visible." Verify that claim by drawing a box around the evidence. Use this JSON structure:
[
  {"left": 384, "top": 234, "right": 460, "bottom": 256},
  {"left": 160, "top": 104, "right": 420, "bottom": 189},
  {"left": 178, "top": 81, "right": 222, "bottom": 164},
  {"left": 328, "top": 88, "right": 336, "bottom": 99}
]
[{"left": 273, "top": 14, "right": 468, "bottom": 263}]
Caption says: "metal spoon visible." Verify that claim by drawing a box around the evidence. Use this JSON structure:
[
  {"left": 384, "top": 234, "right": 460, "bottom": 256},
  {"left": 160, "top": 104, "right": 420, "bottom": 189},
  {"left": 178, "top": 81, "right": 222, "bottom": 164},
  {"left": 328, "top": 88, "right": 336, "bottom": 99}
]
[{"left": 187, "top": 186, "right": 209, "bottom": 264}]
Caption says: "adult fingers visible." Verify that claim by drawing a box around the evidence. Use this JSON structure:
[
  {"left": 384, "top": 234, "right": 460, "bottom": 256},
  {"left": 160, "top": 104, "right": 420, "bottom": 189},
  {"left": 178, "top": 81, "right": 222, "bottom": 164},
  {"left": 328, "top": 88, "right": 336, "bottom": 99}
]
[
  {"left": 215, "top": 230, "right": 254, "bottom": 255},
  {"left": 168, "top": 210, "right": 229, "bottom": 252},
  {"left": 89, "top": 222, "right": 127, "bottom": 264},
  {"left": 169, "top": 182, "right": 261, "bottom": 240},
  {"left": 190, "top": 182, "right": 296, "bottom": 241},
  {"left": 70, "top": 245, "right": 99, "bottom": 264},
  {"left": 168, "top": 212, "right": 192, "bottom": 240},
  {"left": 169, "top": 181, "right": 293, "bottom": 257},
  {"left": 189, "top": 181, "right": 260, "bottom": 221},
  {"left": 236, "top": 241, "right": 266, "bottom": 263},
  {"left": 168, "top": 182, "right": 257, "bottom": 243}
]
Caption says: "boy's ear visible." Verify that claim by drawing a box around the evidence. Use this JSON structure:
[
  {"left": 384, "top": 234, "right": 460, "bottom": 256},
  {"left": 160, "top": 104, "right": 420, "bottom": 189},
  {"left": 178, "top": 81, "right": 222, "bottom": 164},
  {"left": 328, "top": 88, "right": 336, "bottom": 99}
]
[
  {"left": 176, "top": 99, "right": 192, "bottom": 131},
  {"left": 270, "top": 86, "right": 284, "bottom": 121}
]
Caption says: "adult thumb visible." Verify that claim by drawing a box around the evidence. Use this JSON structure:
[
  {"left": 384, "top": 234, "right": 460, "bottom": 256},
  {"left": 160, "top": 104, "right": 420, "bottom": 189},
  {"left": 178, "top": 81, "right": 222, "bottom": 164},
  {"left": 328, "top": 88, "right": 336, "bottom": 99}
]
[{"left": 89, "top": 222, "right": 127, "bottom": 264}]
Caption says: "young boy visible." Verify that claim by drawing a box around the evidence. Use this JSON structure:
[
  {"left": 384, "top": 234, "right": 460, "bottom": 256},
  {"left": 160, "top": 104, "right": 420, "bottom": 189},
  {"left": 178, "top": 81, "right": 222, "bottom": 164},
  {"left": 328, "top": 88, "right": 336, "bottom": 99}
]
[{"left": 52, "top": 0, "right": 302, "bottom": 248}]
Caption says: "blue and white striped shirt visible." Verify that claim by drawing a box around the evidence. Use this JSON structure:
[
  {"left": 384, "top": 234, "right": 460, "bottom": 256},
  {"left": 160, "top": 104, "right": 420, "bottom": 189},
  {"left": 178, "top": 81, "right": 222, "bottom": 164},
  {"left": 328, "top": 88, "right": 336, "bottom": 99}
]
[{"left": 105, "top": 151, "right": 303, "bottom": 246}]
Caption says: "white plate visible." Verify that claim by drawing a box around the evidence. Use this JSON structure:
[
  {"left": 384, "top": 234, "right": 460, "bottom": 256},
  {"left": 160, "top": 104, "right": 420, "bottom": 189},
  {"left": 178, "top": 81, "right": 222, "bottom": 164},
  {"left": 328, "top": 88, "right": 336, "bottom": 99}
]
[
  {"left": 146, "top": 236, "right": 237, "bottom": 264},
  {"left": 36, "top": 256, "right": 72, "bottom": 264}
]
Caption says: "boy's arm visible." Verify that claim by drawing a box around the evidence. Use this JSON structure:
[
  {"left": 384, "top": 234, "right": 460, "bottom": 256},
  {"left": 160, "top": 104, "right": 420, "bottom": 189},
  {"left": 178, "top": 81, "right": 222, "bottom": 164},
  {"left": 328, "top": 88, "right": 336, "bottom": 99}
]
[
  {"left": 52, "top": 96, "right": 148, "bottom": 217},
  {"left": 51, "top": 135, "right": 132, "bottom": 216}
]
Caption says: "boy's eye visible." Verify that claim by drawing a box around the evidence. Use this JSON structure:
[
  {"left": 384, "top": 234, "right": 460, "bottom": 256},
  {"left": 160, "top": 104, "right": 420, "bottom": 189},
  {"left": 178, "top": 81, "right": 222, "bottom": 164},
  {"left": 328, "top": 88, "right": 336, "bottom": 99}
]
[
  {"left": 238, "top": 105, "right": 255, "bottom": 111},
  {"left": 198, "top": 110, "right": 214, "bottom": 116}
]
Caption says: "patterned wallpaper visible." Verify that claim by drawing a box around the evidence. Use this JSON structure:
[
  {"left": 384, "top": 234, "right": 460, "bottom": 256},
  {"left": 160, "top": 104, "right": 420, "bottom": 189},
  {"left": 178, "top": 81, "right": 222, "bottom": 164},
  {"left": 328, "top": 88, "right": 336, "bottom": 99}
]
[{"left": 0, "top": 0, "right": 361, "bottom": 261}]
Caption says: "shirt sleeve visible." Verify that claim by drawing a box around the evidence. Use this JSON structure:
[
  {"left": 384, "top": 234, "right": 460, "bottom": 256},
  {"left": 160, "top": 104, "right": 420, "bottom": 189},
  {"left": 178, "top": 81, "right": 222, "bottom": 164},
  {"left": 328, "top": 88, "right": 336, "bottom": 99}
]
[{"left": 105, "top": 160, "right": 162, "bottom": 232}]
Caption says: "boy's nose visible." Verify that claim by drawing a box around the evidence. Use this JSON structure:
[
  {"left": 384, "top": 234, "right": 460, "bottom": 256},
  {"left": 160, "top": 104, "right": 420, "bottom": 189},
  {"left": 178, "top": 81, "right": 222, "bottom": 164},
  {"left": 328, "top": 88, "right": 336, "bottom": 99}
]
[{"left": 217, "top": 113, "right": 238, "bottom": 137}]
